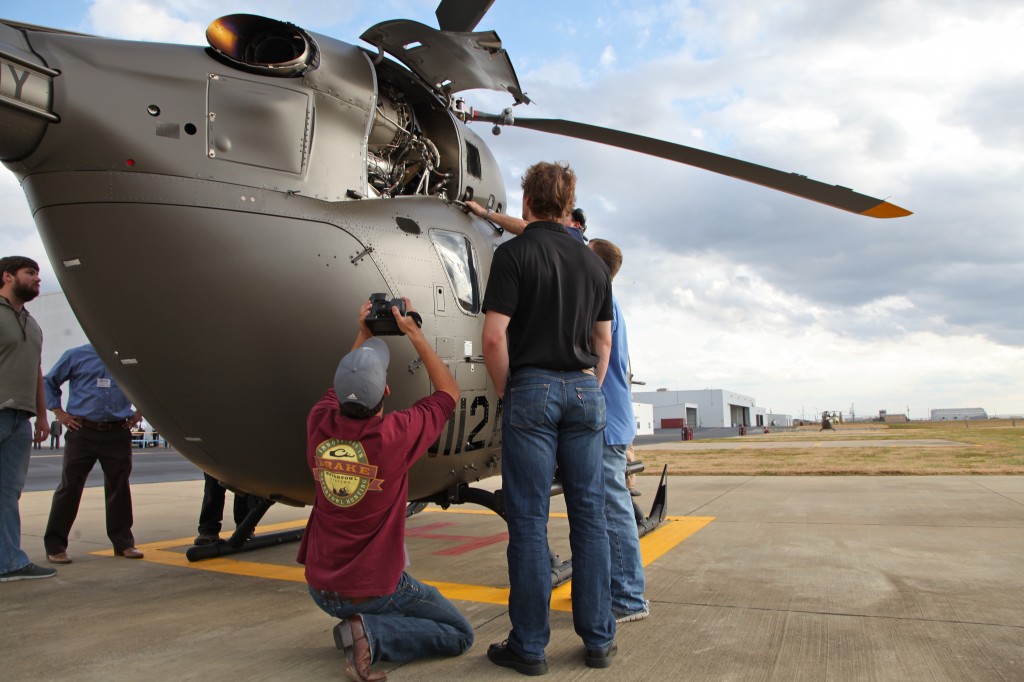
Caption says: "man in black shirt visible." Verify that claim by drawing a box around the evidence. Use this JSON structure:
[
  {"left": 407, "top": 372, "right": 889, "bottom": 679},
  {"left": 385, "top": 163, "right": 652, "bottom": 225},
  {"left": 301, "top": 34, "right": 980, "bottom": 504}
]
[{"left": 481, "top": 161, "right": 616, "bottom": 675}]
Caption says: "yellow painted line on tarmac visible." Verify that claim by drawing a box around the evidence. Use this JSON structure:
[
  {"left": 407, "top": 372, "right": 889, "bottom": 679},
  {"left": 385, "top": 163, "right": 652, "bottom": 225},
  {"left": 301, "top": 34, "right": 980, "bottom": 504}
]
[
  {"left": 90, "top": 511, "right": 714, "bottom": 610},
  {"left": 424, "top": 580, "right": 512, "bottom": 605},
  {"left": 549, "top": 515, "right": 713, "bottom": 612},
  {"left": 639, "top": 515, "right": 714, "bottom": 566}
]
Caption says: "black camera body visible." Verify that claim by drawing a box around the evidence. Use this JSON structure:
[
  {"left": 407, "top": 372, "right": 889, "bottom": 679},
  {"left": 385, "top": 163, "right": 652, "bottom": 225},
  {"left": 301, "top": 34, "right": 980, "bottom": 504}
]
[{"left": 365, "top": 293, "right": 406, "bottom": 336}]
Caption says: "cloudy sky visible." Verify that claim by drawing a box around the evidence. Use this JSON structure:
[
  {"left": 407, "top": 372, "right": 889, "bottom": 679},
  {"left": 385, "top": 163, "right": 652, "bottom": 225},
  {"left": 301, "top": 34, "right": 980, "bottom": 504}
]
[{"left": 2, "top": 0, "right": 1022, "bottom": 420}]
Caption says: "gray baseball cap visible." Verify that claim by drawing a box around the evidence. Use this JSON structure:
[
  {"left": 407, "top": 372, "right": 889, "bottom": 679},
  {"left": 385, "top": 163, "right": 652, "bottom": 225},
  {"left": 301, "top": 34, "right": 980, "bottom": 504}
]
[{"left": 333, "top": 337, "right": 390, "bottom": 409}]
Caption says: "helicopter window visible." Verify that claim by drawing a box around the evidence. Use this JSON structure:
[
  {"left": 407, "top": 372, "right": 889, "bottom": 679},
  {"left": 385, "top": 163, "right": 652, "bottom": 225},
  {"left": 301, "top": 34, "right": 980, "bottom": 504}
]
[
  {"left": 430, "top": 230, "right": 480, "bottom": 315},
  {"left": 466, "top": 143, "right": 482, "bottom": 179}
]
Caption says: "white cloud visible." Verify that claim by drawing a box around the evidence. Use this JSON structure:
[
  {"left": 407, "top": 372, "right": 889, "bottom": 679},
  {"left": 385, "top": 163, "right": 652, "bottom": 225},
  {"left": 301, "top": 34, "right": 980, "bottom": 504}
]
[
  {"left": 599, "top": 45, "right": 616, "bottom": 68},
  {"left": 619, "top": 249, "right": 1024, "bottom": 416},
  {"left": 87, "top": 0, "right": 207, "bottom": 43},
  {"left": 0, "top": 174, "right": 51, "bottom": 283}
]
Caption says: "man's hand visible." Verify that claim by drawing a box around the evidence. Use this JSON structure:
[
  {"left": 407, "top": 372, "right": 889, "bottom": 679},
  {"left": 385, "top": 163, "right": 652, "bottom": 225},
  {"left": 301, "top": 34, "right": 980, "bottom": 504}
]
[
  {"left": 357, "top": 300, "right": 373, "bottom": 336},
  {"left": 351, "top": 299, "right": 374, "bottom": 351},
  {"left": 124, "top": 412, "right": 143, "bottom": 430},
  {"left": 464, "top": 200, "right": 487, "bottom": 218},
  {"left": 392, "top": 297, "right": 422, "bottom": 337},
  {"left": 33, "top": 418, "right": 49, "bottom": 443},
  {"left": 467, "top": 199, "right": 527, "bottom": 235},
  {"left": 53, "top": 407, "right": 82, "bottom": 432}
]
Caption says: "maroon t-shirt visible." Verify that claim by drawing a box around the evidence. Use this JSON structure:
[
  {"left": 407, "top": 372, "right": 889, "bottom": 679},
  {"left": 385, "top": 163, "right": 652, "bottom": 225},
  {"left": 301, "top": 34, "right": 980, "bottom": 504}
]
[{"left": 297, "top": 388, "right": 455, "bottom": 595}]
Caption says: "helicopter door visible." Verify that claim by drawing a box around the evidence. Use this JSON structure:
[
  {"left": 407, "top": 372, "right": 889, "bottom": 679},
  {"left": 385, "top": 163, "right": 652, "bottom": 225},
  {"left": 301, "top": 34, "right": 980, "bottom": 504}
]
[
  {"left": 207, "top": 74, "right": 311, "bottom": 173},
  {"left": 360, "top": 20, "right": 528, "bottom": 104}
]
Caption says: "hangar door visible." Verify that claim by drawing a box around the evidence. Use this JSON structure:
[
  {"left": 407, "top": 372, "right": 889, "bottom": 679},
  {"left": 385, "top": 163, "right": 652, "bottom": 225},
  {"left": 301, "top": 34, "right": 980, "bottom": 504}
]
[{"left": 729, "top": 404, "right": 750, "bottom": 427}]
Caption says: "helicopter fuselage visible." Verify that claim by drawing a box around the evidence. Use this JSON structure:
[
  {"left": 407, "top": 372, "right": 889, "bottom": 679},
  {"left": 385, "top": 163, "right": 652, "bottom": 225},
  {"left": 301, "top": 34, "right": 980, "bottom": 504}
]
[{"left": 1, "top": 19, "right": 512, "bottom": 504}]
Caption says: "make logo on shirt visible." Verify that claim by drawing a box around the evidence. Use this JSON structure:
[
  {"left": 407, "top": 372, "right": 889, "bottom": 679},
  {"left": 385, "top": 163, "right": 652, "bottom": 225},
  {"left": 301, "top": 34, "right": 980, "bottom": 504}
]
[{"left": 314, "top": 438, "right": 384, "bottom": 507}]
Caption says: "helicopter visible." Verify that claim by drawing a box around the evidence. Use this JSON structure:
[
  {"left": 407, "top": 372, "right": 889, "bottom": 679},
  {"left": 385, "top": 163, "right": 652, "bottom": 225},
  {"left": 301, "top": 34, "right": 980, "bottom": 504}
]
[{"left": 0, "top": 1, "right": 909, "bottom": 562}]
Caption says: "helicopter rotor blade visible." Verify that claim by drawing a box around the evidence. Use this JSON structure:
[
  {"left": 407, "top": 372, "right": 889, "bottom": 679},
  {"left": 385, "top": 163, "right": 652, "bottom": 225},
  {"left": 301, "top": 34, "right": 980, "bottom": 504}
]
[
  {"left": 435, "top": 0, "right": 497, "bottom": 32},
  {"left": 473, "top": 112, "right": 911, "bottom": 219}
]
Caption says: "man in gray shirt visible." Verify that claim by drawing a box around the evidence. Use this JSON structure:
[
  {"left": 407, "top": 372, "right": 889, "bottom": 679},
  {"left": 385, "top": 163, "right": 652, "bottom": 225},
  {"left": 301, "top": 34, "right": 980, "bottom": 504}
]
[{"left": 0, "top": 255, "right": 55, "bottom": 582}]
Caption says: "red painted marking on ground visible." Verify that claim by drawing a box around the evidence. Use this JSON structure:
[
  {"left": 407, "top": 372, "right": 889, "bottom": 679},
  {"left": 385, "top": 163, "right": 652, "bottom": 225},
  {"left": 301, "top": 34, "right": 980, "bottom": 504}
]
[
  {"left": 433, "top": 532, "right": 508, "bottom": 556},
  {"left": 406, "top": 522, "right": 458, "bottom": 535},
  {"left": 407, "top": 520, "right": 509, "bottom": 556}
]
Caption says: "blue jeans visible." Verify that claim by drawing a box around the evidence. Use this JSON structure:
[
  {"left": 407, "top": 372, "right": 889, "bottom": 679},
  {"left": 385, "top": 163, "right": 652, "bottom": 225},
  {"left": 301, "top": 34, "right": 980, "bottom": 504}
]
[
  {"left": 603, "top": 443, "right": 646, "bottom": 614},
  {"left": 1, "top": 410, "right": 33, "bottom": 573},
  {"left": 309, "top": 572, "right": 473, "bottom": 663},
  {"left": 501, "top": 368, "right": 615, "bottom": 659}
]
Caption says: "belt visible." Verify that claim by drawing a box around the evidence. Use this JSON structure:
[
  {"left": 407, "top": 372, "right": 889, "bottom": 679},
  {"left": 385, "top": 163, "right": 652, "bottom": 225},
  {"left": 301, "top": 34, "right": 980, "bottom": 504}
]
[
  {"left": 78, "top": 417, "right": 130, "bottom": 431},
  {"left": 313, "top": 590, "right": 381, "bottom": 605},
  {"left": 511, "top": 368, "right": 597, "bottom": 376},
  {"left": 2, "top": 408, "right": 35, "bottom": 420}
]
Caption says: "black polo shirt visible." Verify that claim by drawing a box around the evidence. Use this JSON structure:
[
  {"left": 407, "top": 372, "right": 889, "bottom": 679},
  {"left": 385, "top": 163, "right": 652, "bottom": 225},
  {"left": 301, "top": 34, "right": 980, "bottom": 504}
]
[{"left": 483, "top": 221, "right": 613, "bottom": 372}]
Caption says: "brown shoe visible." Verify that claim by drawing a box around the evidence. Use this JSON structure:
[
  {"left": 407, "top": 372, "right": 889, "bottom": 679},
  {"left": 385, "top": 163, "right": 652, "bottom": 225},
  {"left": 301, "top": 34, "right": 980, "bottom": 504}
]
[
  {"left": 334, "top": 615, "right": 386, "bottom": 682},
  {"left": 47, "top": 552, "right": 72, "bottom": 564},
  {"left": 116, "top": 547, "right": 144, "bottom": 559}
]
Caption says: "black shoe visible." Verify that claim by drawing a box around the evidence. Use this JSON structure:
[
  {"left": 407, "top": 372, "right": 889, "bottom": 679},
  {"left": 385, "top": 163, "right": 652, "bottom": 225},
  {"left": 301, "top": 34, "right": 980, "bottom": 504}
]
[
  {"left": 487, "top": 641, "right": 548, "bottom": 676},
  {"left": 585, "top": 641, "right": 617, "bottom": 668},
  {"left": 0, "top": 562, "right": 57, "bottom": 582},
  {"left": 193, "top": 533, "right": 220, "bottom": 545}
]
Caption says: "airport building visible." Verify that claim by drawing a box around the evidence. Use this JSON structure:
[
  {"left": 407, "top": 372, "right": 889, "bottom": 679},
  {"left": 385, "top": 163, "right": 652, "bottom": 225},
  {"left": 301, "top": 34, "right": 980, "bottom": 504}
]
[
  {"left": 632, "top": 388, "right": 783, "bottom": 428},
  {"left": 28, "top": 292, "right": 89, "bottom": 380},
  {"left": 633, "top": 402, "right": 654, "bottom": 435},
  {"left": 930, "top": 407, "right": 988, "bottom": 421}
]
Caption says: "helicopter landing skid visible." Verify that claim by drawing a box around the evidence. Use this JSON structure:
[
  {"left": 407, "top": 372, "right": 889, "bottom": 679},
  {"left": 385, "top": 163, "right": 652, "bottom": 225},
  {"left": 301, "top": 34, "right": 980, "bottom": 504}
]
[
  {"left": 185, "top": 497, "right": 304, "bottom": 562},
  {"left": 635, "top": 464, "right": 669, "bottom": 538}
]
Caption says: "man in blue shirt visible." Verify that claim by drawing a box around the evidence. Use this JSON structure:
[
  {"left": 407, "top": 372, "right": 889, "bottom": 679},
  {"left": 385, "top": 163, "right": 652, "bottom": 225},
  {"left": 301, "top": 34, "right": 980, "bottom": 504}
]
[
  {"left": 43, "top": 344, "right": 144, "bottom": 563},
  {"left": 588, "top": 239, "right": 649, "bottom": 623}
]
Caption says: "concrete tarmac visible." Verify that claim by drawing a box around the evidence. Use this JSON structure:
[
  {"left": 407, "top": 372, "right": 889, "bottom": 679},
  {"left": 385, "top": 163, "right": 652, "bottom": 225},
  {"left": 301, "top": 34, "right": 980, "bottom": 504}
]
[{"left": 5, "top": 474, "right": 1023, "bottom": 681}]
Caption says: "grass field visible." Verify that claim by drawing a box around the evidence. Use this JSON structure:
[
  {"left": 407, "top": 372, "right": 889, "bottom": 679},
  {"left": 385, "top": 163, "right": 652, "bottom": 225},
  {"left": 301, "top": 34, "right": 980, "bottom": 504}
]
[{"left": 637, "top": 419, "right": 1024, "bottom": 475}]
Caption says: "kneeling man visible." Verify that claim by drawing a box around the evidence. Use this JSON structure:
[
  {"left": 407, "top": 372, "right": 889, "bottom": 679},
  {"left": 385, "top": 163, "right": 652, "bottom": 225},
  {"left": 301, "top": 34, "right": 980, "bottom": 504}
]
[{"left": 298, "top": 298, "right": 473, "bottom": 682}]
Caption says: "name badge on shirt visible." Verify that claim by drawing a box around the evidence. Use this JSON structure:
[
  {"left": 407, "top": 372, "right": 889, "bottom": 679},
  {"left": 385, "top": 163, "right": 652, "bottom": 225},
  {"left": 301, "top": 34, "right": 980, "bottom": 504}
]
[{"left": 96, "top": 378, "right": 111, "bottom": 388}]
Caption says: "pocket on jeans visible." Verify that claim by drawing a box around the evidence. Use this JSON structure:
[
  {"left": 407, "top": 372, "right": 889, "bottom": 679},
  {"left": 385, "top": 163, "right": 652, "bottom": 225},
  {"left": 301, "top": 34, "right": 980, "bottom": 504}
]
[
  {"left": 399, "top": 573, "right": 417, "bottom": 594},
  {"left": 578, "top": 386, "right": 607, "bottom": 430},
  {"left": 507, "top": 382, "right": 550, "bottom": 430}
]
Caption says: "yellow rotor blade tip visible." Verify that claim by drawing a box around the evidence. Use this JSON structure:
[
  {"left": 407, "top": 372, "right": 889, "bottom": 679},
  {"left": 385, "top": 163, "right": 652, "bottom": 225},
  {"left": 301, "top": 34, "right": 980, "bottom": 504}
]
[{"left": 863, "top": 201, "right": 913, "bottom": 219}]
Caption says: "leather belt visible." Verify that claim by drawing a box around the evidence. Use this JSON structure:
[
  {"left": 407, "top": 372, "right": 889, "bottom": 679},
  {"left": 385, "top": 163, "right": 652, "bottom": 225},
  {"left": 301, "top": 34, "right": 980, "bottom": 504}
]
[
  {"left": 79, "top": 417, "right": 130, "bottom": 431},
  {"left": 314, "top": 590, "right": 381, "bottom": 605}
]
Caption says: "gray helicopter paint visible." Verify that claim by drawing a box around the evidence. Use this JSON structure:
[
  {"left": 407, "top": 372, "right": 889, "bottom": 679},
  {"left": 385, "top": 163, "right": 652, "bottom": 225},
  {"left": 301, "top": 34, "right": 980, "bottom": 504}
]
[
  {"left": 23, "top": 160, "right": 507, "bottom": 503},
  {"left": 10, "top": 28, "right": 383, "bottom": 203},
  {"left": 207, "top": 74, "right": 311, "bottom": 173}
]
